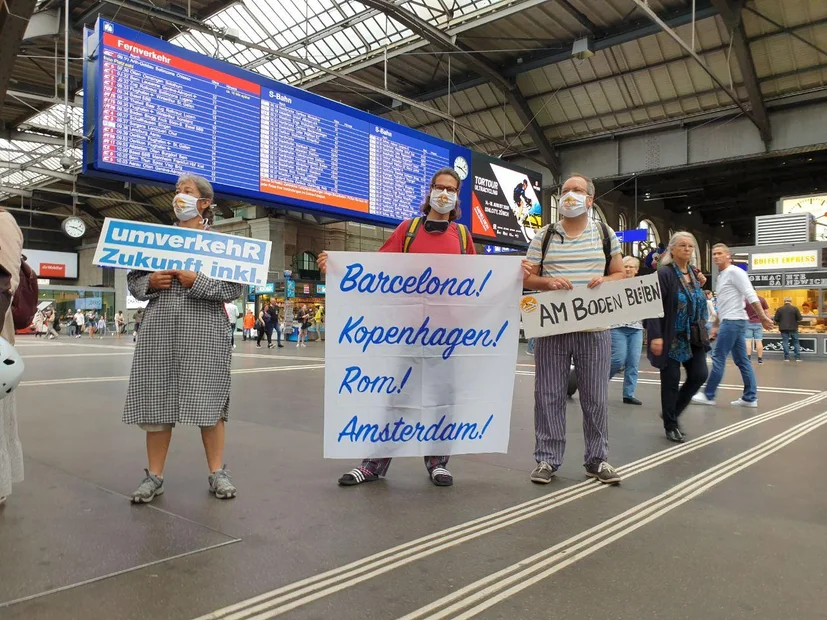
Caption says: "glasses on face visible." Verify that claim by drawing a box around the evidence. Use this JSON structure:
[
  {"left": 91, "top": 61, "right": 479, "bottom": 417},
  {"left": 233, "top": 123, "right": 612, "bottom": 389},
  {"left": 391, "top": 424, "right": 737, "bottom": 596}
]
[
  {"left": 675, "top": 244, "right": 695, "bottom": 250},
  {"left": 433, "top": 184, "right": 458, "bottom": 194}
]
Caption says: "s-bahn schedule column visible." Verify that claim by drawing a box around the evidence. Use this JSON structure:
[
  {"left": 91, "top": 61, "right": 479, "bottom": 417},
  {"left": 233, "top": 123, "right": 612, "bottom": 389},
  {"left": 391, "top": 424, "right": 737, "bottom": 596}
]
[
  {"left": 260, "top": 89, "right": 371, "bottom": 213},
  {"left": 368, "top": 127, "right": 450, "bottom": 221},
  {"left": 99, "top": 33, "right": 261, "bottom": 190}
]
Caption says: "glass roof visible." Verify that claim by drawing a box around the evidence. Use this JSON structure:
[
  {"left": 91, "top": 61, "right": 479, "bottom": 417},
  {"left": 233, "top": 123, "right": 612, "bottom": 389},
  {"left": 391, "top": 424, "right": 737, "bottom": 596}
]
[{"left": 170, "top": 0, "right": 499, "bottom": 83}]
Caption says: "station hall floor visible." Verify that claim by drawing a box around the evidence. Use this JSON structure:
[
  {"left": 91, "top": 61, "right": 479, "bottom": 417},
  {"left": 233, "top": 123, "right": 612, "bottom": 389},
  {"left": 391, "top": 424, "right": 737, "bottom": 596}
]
[{"left": 1, "top": 336, "right": 826, "bottom": 620}]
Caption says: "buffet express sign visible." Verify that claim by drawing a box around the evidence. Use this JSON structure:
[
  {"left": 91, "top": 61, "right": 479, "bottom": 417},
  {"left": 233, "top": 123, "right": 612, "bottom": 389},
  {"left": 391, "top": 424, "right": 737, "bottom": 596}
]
[{"left": 750, "top": 250, "right": 819, "bottom": 271}]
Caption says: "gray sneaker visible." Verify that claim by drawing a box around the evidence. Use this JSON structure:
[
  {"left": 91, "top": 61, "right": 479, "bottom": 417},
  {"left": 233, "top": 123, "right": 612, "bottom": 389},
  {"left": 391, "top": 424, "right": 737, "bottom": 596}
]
[
  {"left": 209, "top": 466, "right": 237, "bottom": 499},
  {"left": 585, "top": 461, "right": 621, "bottom": 485},
  {"left": 530, "top": 461, "right": 557, "bottom": 484},
  {"left": 131, "top": 470, "right": 164, "bottom": 504}
]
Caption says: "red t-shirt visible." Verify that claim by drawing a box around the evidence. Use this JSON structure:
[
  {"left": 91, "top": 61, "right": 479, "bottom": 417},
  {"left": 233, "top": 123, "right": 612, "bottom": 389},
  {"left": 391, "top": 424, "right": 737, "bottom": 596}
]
[
  {"left": 745, "top": 296, "right": 769, "bottom": 323},
  {"left": 380, "top": 220, "right": 476, "bottom": 255}
]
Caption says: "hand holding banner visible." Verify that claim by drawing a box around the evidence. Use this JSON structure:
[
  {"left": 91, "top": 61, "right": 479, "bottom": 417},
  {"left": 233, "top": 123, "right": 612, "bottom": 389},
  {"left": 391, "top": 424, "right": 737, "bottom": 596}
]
[
  {"left": 93, "top": 218, "right": 272, "bottom": 286},
  {"left": 324, "top": 252, "right": 523, "bottom": 459},
  {"left": 521, "top": 273, "right": 664, "bottom": 338}
]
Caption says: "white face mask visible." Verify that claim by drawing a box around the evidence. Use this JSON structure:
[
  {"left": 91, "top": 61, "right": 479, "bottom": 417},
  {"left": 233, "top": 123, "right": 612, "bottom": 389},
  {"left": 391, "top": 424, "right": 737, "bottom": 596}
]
[
  {"left": 429, "top": 189, "right": 457, "bottom": 215},
  {"left": 172, "top": 193, "right": 202, "bottom": 221},
  {"left": 559, "top": 191, "right": 589, "bottom": 218}
]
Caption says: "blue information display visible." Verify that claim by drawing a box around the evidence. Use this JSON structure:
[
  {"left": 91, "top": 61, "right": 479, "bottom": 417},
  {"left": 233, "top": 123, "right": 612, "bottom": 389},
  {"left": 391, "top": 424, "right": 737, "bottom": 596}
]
[{"left": 83, "top": 20, "right": 471, "bottom": 227}]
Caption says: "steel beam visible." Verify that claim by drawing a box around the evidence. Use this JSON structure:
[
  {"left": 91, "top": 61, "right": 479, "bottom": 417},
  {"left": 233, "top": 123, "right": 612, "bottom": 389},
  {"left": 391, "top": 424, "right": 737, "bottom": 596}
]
[
  {"left": 0, "top": 0, "right": 39, "bottom": 112},
  {"left": 627, "top": 0, "right": 768, "bottom": 142},
  {"left": 711, "top": 0, "right": 771, "bottom": 146},
  {"left": 0, "top": 161, "right": 75, "bottom": 181},
  {"left": 358, "top": 0, "right": 561, "bottom": 176},
  {"left": 556, "top": 0, "right": 598, "bottom": 33}
]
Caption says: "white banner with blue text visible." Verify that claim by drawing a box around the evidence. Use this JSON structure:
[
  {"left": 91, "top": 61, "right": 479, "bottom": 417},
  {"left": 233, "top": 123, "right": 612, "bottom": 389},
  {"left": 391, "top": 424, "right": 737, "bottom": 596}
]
[
  {"left": 521, "top": 273, "right": 664, "bottom": 338},
  {"left": 92, "top": 218, "right": 272, "bottom": 286},
  {"left": 324, "top": 251, "right": 523, "bottom": 458}
]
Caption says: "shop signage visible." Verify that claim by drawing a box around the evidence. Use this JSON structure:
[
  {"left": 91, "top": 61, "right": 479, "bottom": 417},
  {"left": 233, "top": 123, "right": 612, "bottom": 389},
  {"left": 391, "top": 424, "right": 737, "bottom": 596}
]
[
  {"left": 782, "top": 271, "right": 827, "bottom": 287},
  {"left": 323, "top": 251, "right": 522, "bottom": 458},
  {"left": 749, "top": 271, "right": 827, "bottom": 288},
  {"left": 254, "top": 282, "right": 275, "bottom": 294},
  {"left": 483, "top": 245, "right": 521, "bottom": 255},
  {"left": 750, "top": 250, "right": 818, "bottom": 271},
  {"left": 303, "top": 284, "right": 311, "bottom": 295},
  {"left": 316, "top": 284, "right": 326, "bottom": 294},
  {"left": 286, "top": 280, "right": 295, "bottom": 298},
  {"left": 24, "top": 248, "right": 78, "bottom": 279}
]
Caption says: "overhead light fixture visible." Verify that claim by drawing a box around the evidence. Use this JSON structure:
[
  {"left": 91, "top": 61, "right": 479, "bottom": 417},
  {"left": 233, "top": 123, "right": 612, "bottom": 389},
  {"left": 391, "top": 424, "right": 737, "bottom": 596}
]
[{"left": 571, "top": 37, "right": 594, "bottom": 60}]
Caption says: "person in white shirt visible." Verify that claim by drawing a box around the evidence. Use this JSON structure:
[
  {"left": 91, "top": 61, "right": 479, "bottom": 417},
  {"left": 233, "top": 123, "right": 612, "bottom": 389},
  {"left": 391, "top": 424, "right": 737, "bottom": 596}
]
[
  {"left": 73, "top": 310, "right": 85, "bottom": 339},
  {"left": 692, "top": 244, "right": 773, "bottom": 409},
  {"left": 224, "top": 302, "right": 240, "bottom": 349}
]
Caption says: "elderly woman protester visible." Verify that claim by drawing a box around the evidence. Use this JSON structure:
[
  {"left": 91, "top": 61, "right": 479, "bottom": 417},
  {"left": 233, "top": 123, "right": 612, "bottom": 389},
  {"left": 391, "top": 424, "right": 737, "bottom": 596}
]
[
  {"left": 645, "top": 232, "right": 709, "bottom": 444},
  {"left": 318, "top": 167, "right": 475, "bottom": 488},
  {"left": 609, "top": 256, "right": 644, "bottom": 405},
  {"left": 125, "top": 174, "right": 244, "bottom": 503}
]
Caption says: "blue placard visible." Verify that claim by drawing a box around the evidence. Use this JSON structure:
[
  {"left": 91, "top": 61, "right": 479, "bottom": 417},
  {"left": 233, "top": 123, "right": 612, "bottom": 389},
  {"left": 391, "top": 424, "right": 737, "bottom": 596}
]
[
  {"left": 286, "top": 280, "right": 296, "bottom": 299},
  {"left": 82, "top": 20, "right": 472, "bottom": 229},
  {"left": 616, "top": 229, "right": 648, "bottom": 243}
]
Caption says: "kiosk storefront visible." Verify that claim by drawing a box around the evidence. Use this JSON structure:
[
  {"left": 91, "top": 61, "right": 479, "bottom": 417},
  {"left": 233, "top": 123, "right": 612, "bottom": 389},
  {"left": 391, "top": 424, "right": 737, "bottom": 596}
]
[{"left": 721, "top": 243, "right": 827, "bottom": 357}]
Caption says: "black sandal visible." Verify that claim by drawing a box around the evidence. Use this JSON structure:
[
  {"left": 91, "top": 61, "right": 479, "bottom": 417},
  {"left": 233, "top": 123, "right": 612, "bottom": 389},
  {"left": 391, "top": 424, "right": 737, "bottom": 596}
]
[
  {"left": 338, "top": 467, "right": 379, "bottom": 486},
  {"left": 430, "top": 467, "right": 453, "bottom": 487}
]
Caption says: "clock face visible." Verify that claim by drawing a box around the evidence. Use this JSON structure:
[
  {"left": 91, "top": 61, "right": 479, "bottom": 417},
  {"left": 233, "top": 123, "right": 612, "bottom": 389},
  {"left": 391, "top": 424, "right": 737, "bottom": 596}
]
[
  {"left": 781, "top": 194, "right": 827, "bottom": 240},
  {"left": 453, "top": 156, "right": 469, "bottom": 180},
  {"left": 62, "top": 217, "right": 86, "bottom": 238}
]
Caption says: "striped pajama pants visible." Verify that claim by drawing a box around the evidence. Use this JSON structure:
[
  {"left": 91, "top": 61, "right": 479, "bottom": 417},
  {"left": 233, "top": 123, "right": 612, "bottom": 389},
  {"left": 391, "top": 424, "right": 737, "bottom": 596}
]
[
  {"left": 361, "top": 456, "right": 449, "bottom": 477},
  {"left": 534, "top": 330, "right": 611, "bottom": 469}
]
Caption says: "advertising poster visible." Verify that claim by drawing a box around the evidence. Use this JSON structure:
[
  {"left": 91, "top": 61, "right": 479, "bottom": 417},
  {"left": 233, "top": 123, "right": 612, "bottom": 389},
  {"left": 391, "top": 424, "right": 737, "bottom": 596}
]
[{"left": 470, "top": 153, "right": 543, "bottom": 247}]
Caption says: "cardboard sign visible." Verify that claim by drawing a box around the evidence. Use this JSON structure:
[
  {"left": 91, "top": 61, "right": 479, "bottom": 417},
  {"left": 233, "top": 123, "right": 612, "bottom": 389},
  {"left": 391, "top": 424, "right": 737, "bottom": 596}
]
[
  {"left": 521, "top": 274, "right": 664, "bottom": 338},
  {"left": 93, "top": 218, "right": 271, "bottom": 286},
  {"left": 324, "top": 251, "right": 523, "bottom": 458}
]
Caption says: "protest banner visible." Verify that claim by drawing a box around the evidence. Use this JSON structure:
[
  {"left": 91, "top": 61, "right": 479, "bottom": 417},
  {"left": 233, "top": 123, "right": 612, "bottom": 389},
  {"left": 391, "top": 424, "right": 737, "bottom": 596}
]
[
  {"left": 521, "top": 273, "right": 664, "bottom": 338},
  {"left": 324, "top": 252, "right": 523, "bottom": 459},
  {"left": 93, "top": 218, "right": 272, "bottom": 286}
]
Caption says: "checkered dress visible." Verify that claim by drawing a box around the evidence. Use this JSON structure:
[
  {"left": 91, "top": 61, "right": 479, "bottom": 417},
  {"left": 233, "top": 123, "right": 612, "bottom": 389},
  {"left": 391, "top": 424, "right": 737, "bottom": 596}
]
[{"left": 122, "top": 271, "right": 244, "bottom": 427}]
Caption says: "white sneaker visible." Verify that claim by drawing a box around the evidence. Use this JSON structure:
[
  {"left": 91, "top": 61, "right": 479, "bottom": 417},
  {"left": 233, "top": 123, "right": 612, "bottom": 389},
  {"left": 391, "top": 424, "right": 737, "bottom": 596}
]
[
  {"left": 731, "top": 398, "right": 758, "bottom": 408},
  {"left": 691, "top": 393, "right": 716, "bottom": 406},
  {"left": 296, "top": 343, "right": 300, "bottom": 347}
]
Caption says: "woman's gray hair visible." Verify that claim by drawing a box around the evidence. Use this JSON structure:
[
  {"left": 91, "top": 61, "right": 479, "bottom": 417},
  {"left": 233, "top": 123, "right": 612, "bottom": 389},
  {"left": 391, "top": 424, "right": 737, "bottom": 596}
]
[
  {"left": 659, "top": 231, "right": 696, "bottom": 266},
  {"left": 622, "top": 256, "right": 640, "bottom": 268},
  {"left": 177, "top": 174, "right": 215, "bottom": 223}
]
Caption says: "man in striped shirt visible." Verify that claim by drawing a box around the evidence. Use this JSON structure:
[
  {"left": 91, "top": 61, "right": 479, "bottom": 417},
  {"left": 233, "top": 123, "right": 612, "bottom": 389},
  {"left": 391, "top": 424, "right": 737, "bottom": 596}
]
[{"left": 522, "top": 174, "right": 625, "bottom": 485}]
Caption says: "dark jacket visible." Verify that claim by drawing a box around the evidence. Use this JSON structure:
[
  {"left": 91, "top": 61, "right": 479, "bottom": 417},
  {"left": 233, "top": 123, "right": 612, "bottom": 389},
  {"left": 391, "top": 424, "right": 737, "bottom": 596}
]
[
  {"left": 645, "top": 265, "right": 708, "bottom": 370},
  {"left": 774, "top": 304, "right": 802, "bottom": 332}
]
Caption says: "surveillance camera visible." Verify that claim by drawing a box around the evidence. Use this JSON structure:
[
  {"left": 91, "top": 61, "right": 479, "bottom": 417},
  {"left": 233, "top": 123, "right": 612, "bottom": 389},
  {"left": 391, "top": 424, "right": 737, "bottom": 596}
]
[{"left": 60, "top": 154, "right": 74, "bottom": 170}]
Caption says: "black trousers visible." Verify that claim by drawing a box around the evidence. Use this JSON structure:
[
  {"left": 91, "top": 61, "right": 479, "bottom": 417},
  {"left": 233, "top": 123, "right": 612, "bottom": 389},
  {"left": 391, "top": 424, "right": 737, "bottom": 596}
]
[
  {"left": 660, "top": 345, "right": 708, "bottom": 431},
  {"left": 257, "top": 324, "right": 272, "bottom": 345}
]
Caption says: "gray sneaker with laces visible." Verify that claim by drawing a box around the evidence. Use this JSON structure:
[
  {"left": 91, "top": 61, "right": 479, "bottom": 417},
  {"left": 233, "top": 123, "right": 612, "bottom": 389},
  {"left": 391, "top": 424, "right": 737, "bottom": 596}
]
[
  {"left": 530, "top": 461, "right": 557, "bottom": 484},
  {"left": 209, "top": 466, "right": 237, "bottom": 499},
  {"left": 585, "top": 461, "right": 621, "bottom": 485},
  {"left": 131, "top": 470, "right": 164, "bottom": 504}
]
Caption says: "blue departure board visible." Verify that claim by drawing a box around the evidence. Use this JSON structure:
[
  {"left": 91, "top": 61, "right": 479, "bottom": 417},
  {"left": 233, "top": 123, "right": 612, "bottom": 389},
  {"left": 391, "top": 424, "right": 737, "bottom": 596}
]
[{"left": 83, "top": 20, "right": 470, "bottom": 228}]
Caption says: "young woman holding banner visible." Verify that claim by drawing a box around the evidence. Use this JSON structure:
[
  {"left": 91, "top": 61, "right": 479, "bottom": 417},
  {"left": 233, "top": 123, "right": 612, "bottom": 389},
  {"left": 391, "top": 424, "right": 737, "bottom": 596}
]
[
  {"left": 124, "top": 174, "right": 244, "bottom": 503},
  {"left": 318, "top": 167, "right": 475, "bottom": 488}
]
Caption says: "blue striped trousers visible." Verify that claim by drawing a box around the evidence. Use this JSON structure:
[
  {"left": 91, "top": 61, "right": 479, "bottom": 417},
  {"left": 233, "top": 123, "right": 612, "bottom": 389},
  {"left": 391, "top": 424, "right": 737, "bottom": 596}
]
[{"left": 534, "top": 330, "right": 611, "bottom": 468}]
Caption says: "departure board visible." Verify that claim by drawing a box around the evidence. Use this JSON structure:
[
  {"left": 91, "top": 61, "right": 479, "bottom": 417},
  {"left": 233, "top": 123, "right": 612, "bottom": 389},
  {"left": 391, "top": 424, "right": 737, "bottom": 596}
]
[{"left": 84, "top": 20, "right": 467, "bottom": 227}]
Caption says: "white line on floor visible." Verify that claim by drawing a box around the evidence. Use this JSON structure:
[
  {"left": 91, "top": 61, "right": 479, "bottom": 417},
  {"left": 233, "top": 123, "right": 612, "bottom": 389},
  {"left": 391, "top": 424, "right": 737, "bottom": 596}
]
[
  {"left": 514, "top": 371, "right": 821, "bottom": 395},
  {"left": 21, "top": 352, "right": 135, "bottom": 359},
  {"left": 192, "top": 391, "right": 827, "bottom": 620},
  {"left": 18, "top": 364, "right": 327, "bottom": 387},
  {"left": 402, "top": 409, "right": 827, "bottom": 620}
]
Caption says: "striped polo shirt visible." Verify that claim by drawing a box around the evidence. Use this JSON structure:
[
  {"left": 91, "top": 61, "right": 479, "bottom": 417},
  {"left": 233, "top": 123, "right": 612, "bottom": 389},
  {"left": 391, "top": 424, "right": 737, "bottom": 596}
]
[{"left": 526, "top": 220, "right": 621, "bottom": 286}]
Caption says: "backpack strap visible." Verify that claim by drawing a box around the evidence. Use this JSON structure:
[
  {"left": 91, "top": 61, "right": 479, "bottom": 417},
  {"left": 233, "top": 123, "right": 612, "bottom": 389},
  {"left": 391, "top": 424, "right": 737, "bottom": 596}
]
[
  {"left": 456, "top": 223, "right": 469, "bottom": 255},
  {"left": 596, "top": 220, "right": 613, "bottom": 276},
  {"left": 539, "top": 224, "right": 556, "bottom": 273},
  {"left": 402, "top": 217, "right": 423, "bottom": 253}
]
